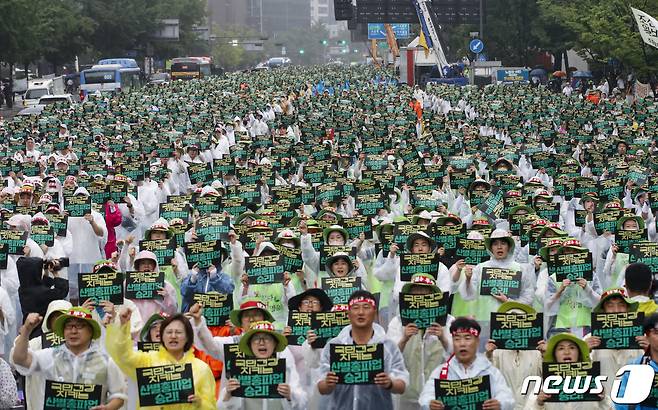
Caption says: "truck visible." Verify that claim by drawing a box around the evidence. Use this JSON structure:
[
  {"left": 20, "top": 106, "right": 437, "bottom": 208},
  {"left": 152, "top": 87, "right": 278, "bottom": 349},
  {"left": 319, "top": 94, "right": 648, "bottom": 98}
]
[{"left": 22, "top": 75, "right": 65, "bottom": 107}]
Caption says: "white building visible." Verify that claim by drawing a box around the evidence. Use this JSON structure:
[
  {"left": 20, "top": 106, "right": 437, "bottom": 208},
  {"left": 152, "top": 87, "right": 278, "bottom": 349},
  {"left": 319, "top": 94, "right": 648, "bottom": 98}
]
[{"left": 310, "top": 0, "right": 346, "bottom": 38}]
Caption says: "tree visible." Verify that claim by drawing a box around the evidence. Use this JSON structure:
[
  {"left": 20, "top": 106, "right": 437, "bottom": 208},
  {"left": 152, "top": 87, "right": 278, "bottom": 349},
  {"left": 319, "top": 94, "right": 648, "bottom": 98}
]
[{"left": 210, "top": 25, "right": 264, "bottom": 71}]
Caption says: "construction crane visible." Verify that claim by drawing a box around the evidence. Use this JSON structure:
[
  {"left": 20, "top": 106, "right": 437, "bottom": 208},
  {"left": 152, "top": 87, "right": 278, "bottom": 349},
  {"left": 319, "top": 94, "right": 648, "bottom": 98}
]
[{"left": 412, "top": 0, "right": 450, "bottom": 77}]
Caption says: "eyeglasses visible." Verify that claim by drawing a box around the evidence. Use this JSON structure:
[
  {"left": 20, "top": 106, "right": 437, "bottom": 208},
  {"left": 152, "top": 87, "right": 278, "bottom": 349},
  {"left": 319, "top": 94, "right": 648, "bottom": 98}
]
[
  {"left": 300, "top": 300, "right": 321, "bottom": 307},
  {"left": 251, "top": 335, "right": 274, "bottom": 344},
  {"left": 64, "top": 322, "right": 87, "bottom": 330}
]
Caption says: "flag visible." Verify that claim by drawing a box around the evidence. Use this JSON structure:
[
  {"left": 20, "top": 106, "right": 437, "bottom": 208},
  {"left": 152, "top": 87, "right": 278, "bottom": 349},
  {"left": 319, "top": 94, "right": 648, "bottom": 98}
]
[
  {"left": 419, "top": 31, "right": 430, "bottom": 57},
  {"left": 632, "top": 7, "right": 658, "bottom": 49}
]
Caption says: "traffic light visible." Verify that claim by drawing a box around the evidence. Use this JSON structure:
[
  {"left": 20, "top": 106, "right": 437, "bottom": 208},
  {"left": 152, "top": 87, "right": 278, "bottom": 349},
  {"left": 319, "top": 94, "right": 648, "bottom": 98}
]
[
  {"left": 299, "top": 49, "right": 305, "bottom": 54},
  {"left": 321, "top": 40, "right": 328, "bottom": 45},
  {"left": 336, "top": 40, "right": 347, "bottom": 45}
]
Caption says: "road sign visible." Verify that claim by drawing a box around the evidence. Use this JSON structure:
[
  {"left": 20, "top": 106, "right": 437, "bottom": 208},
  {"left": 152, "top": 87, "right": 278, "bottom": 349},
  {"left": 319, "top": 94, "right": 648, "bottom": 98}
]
[
  {"left": 469, "top": 38, "right": 484, "bottom": 54},
  {"left": 367, "top": 23, "right": 411, "bottom": 39}
]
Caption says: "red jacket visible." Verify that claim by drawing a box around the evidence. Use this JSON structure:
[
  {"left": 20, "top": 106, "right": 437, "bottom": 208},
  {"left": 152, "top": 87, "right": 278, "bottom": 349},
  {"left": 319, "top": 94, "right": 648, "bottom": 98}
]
[{"left": 103, "top": 202, "right": 123, "bottom": 257}]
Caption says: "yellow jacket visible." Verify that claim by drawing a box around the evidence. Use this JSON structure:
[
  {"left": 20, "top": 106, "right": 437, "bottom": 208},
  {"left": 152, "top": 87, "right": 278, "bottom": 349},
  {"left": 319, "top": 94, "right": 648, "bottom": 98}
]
[{"left": 106, "top": 322, "right": 216, "bottom": 410}]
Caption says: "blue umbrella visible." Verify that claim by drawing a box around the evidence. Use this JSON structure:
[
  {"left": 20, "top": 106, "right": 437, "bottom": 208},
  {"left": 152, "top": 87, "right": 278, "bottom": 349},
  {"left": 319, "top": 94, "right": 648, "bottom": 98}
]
[
  {"left": 573, "top": 71, "right": 593, "bottom": 78},
  {"left": 529, "top": 68, "right": 547, "bottom": 77}
]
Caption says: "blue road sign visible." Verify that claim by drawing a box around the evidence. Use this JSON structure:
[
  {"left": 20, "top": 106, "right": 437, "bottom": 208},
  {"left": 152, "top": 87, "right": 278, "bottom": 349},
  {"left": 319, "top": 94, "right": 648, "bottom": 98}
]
[
  {"left": 469, "top": 39, "right": 484, "bottom": 54},
  {"left": 367, "top": 24, "right": 411, "bottom": 40}
]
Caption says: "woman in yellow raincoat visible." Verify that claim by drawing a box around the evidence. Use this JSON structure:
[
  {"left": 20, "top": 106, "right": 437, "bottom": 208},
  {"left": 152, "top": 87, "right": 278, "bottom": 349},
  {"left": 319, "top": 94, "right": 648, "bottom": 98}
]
[{"left": 106, "top": 308, "right": 216, "bottom": 409}]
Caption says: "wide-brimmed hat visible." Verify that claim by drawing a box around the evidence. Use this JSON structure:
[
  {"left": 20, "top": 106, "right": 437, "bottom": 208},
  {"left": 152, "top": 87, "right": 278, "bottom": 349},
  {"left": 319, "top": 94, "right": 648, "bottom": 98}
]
[
  {"left": 93, "top": 259, "right": 118, "bottom": 274},
  {"left": 238, "top": 320, "right": 287, "bottom": 356},
  {"left": 559, "top": 238, "right": 588, "bottom": 253},
  {"left": 497, "top": 301, "right": 536, "bottom": 314},
  {"left": 145, "top": 218, "right": 173, "bottom": 239},
  {"left": 288, "top": 288, "right": 333, "bottom": 311},
  {"left": 133, "top": 250, "right": 158, "bottom": 270},
  {"left": 229, "top": 298, "right": 274, "bottom": 327},
  {"left": 323, "top": 224, "right": 349, "bottom": 244},
  {"left": 325, "top": 252, "right": 354, "bottom": 275},
  {"left": 616, "top": 215, "right": 645, "bottom": 232},
  {"left": 539, "top": 238, "right": 564, "bottom": 260},
  {"left": 401, "top": 273, "right": 441, "bottom": 294},
  {"left": 405, "top": 231, "right": 436, "bottom": 252},
  {"left": 140, "top": 311, "right": 171, "bottom": 341},
  {"left": 435, "top": 213, "right": 462, "bottom": 226},
  {"left": 42, "top": 300, "right": 73, "bottom": 333},
  {"left": 538, "top": 223, "right": 567, "bottom": 239},
  {"left": 484, "top": 229, "right": 515, "bottom": 253},
  {"left": 52, "top": 307, "right": 102, "bottom": 340},
  {"left": 544, "top": 333, "right": 590, "bottom": 363},
  {"left": 274, "top": 229, "right": 300, "bottom": 247},
  {"left": 593, "top": 288, "right": 639, "bottom": 313}
]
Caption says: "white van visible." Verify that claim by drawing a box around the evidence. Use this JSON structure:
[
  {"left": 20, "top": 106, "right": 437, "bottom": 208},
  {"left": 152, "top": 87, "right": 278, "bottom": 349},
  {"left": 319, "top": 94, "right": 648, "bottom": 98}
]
[{"left": 22, "top": 76, "right": 65, "bottom": 107}]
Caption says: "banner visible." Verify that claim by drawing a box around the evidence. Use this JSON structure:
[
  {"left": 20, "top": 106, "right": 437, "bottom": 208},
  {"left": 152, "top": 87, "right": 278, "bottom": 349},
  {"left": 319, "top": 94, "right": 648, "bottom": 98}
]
[
  {"left": 343, "top": 215, "right": 373, "bottom": 240},
  {"left": 330, "top": 344, "right": 384, "bottom": 384},
  {"left": 137, "top": 363, "right": 194, "bottom": 406},
  {"left": 78, "top": 271, "right": 124, "bottom": 304},
  {"left": 591, "top": 311, "right": 644, "bottom": 349},
  {"left": 399, "top": 292, "right": 451, "bottom": 328},
  {"left": 0, "top": 230, "right": 27, "bottom": 255},
  {"left": 44, "top": 381, "right": 102, "bottom": 410},
  {"left": 31, "top": 224, "right": 54, "bottom": 247},
  {"left": 321, "top": 276, "right": 361, "bottom": 305},
  {"left": 543, "top": 362, "right": 602, "bottom": 402},
  {"left": 41, "top": 331, "right": 65, "bottom": 348},
  {"left": 64, "top": 195, "right": 92, "bottom": 217},
  {"left": 137, "top": 341, "right": 162, "bottom": 352},
  {"left": 434, "top": 376, "right": 491, "bottom": 410},
  {"left": 193, "top": 293, "right": 233, "bottom": 326},
  {"left": 125, "top": 271, "right": 165, "bottom": 300},
  {"left": 548, "top": 251, "right": 593, "bottom": 282},
  {"left": 229, "top": 358, "right": 286, "bottom": 399},
  {"left": 139, "top": 238, "right": 176, "bottom": 266},
  {"left": 196, "top": 214, "right": 230, "bottom": 241},
  {"left": 400, "top": 252, "right": 440, "bottom": 282},
  {"left": 287, "top": 311, "right": 312, "bottom": 346},
  {"left": 480, "top": 267, "right": 522, "bottom": 299},
  {"left": 159, "top": 202, "right": 191, "bottom": 223},
  {"left": 629, "top": 242, "right": 658, "bottom": 274},
  {"left": 184, "top": 240, "right": 223, "bottom": 268},
  {"left": 616, "top": 229, "right": 647, "bottom": 254},
  {"left": 245, "top": 254, "right": 285, "bottom": 285},
  {"left": 456, "top": 238, "right": 490, "bottom": 265},
  {"left": 632, "top": 7, "right": 658, "bottom": 49},
  {"left": 490, "top": 312, "right": 543, "bottom": 350},
  {"left": 45, "top": 213, "right": 69, "bottom": 237},
  {"left": 274, "top": 244, "right": 304, "bottom": 273},
  {"left": 319, "top": 245, "right": 356, "bottom": 269},
  {"left": 310, "top": 311, "right": 350, "bottom": 348}
]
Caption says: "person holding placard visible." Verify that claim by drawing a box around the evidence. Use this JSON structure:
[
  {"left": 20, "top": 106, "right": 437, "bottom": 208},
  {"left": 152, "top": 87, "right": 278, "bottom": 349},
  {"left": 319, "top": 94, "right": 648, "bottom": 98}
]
[
  {"left": 10, "top": 299, "right": 70, "bottom": 410},
  {"left": 106, "top": 307, "right": 216, "bottom": 409},
  {"left": 458, "top": 229, "right": 535, "bottom": 345},
  {"left": 419, "top": 317, "right": 514, "bottom": 410},
  {"left": 387, "top": 273, "right": 453, "bottom": 410},
  {"left": 127, "top": 250, "right": 178, "bottom": 321},
  {"left": 12, "top": 307, "right": 127, "bottom": 410},
  {"left": 317, "top": 290, "right": 409, "bottom": 410},
  {"left": 524, "top": 333, "right": 612, "bottom": 409},
  {"left": 221, "top": 320, "right": 307, "bottom": 409},
  {"left": 543, "top": 238, "right": 599, "bottom": 338},
  {"left": 584, "top": 288, "right": 646, "bottom": 394},
  {"left": 485, "top": 302, "right": 545, "bottom": 410},
  {"left": 624, "top": 263, "right": 658, "bottom": 316},
  {"left": 600, "top": 215, "right": 646, "bottom": 290}
]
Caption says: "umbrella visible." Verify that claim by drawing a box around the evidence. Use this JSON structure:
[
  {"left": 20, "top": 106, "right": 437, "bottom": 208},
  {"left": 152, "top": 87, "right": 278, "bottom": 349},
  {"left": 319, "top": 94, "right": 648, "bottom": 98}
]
[
  {"left": 529, "top": 68, "right": 547, "bottom": 77},
  {"left": 552, "top": 71, "right": 567, "bottom": 78},
  {"left": 573, "top": 71, "right": 593, "bottom": 78}
]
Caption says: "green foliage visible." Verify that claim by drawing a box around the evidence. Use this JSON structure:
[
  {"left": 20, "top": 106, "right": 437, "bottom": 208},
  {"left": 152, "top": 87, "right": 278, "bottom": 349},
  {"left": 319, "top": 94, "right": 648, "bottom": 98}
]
[{"left": 211, "top": 25, "right": 264, "bottom": 71}]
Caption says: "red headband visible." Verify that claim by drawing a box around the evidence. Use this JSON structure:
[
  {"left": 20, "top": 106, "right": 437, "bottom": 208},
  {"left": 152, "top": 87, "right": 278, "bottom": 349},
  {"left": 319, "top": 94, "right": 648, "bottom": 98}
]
[
  {"left": 348, "top": 297, "right": 376, "bottom": 309},
  {"left": 451, "top": 327, "right": 480, "bottom": 337}
]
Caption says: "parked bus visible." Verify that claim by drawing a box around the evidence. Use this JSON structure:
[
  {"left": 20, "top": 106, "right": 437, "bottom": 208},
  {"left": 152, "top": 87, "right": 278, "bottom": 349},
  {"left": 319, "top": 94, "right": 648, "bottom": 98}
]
[
  {"left": 80, "top": 58, "right": 142, "bottom": 96},
  {"left": 170, "top": 57, "right": 212, "bottom": 80}
]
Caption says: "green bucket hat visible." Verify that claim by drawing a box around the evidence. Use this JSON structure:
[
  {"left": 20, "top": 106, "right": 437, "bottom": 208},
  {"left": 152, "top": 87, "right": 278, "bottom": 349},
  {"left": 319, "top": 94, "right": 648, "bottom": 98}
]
[
  {"left": 229, "top": 298, "right": 275, "bottom": 327},
  {"left": 616, "top": 215, "right": 645, "bottom": 232},
  {"left": 543, "top": 333, "right": 590, "bottom": 363},
  {"left": 497, "top": 301, "right": 536, "bottom": 314},
  {"left": 508, "top": 205, "right": 535, "bottom": 216},
  {"left": 484, "top": 229, "right": 515, "bottom": 253},
  {"left": 238, "top": 320, "right": 288, "bottom": 356},
  {"left": 323, "top": 224, "right": 349, "bottom": 244},
  {"left": 435, "top": 213, "right": 462, "bottom": 226},
  {"left": 559, "top": 238, "right": 588, "bottom": 254},
  {"left": 405, "top": 231, "right": 437, "bottom": 252},
  {"left": 401, "top": 273, "right": 441, "bottom": 294},
  {"left": 539, "top": 238, "right": 564, "bottom": 261},
  {"left": 538, "top": 223, "right": 567, "bottom": 239},
  {"left": 52, "top": 307, "right": 102, "bottom": 340},
  {"left": 140, "top": 312, "right": 170, "bottom": 342},
  {"left": 593, "top": 288, "right": 639, "bottom": 313}
]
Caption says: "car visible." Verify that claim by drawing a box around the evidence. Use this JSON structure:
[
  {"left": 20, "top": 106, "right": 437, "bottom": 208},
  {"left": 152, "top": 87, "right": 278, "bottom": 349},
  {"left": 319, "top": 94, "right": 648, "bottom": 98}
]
[
  {"left": 266, "top": 57, "right": 291, "bottom": 68},
  {"left": 148, "top": 72, "right": 170, "bottom": 85},
  {"left": 37, "top": 94, "right": 75, "bottom": 107},
  {"left": 17, "top": 105, "right": 45, "bottom": 116}
]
